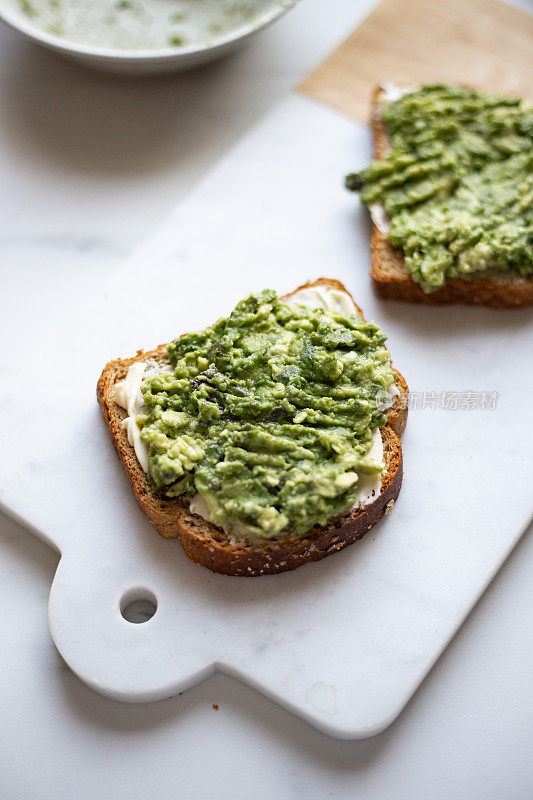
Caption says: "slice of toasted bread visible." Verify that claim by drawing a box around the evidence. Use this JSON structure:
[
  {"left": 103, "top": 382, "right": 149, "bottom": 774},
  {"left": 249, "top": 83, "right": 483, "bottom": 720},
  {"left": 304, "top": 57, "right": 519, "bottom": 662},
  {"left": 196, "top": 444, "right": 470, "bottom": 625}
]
[
  {"left": 369, "top": 86, "right": 533, "bottom": 309},
  {"left": 97, "top": 278, "right": 407, "bottom": 576}
]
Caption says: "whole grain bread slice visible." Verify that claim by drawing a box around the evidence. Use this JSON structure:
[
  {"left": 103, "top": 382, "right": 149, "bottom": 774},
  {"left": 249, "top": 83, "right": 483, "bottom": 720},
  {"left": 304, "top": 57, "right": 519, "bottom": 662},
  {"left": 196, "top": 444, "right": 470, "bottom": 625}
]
[
  {"left": 369, "top": 86, "right": 533, "bottom": 309},
  {"left": 97, "top": 278, "right": 407, "bottom": 576}
]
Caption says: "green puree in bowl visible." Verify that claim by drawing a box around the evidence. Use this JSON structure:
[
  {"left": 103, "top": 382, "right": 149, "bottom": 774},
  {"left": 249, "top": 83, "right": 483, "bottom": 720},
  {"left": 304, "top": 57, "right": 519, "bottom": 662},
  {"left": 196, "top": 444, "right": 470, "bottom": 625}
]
[
  {"left": 14, "top": 0, "right": 284, "bottom": 51},
  {"left": 136, "top": 290, "right": 396, "bottom": 539},
  {"left": 346, "top": 84, "right": 533, "bottom": 293}
]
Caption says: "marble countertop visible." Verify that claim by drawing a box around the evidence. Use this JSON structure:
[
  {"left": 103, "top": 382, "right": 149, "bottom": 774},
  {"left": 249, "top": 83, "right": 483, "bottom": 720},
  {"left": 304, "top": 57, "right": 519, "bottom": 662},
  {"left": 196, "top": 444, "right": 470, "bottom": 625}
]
[{"left": 1, "top": 0, "right": 531, "bottom": 797}]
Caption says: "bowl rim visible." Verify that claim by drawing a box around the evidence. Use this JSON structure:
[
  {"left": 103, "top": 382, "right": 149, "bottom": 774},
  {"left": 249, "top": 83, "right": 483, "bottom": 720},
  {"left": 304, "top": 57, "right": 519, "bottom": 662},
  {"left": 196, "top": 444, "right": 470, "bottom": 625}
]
[{"left": 0, "top": 0, "right": 296, "bottom": 61}]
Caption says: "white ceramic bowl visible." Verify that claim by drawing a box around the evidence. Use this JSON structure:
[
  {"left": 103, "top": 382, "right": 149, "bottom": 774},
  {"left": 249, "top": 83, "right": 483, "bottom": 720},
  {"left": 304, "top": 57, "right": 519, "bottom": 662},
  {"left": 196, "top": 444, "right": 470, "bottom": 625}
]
[{"left": 0, "top": 1, "right": 298, "bottom": 74}]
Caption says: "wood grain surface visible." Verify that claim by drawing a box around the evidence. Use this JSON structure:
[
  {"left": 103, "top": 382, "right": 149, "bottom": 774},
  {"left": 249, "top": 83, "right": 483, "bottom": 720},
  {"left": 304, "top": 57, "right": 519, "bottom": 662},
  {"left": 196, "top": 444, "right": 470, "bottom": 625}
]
[{"left": 299, "top": 0, "right": 533, "bottom": 121}]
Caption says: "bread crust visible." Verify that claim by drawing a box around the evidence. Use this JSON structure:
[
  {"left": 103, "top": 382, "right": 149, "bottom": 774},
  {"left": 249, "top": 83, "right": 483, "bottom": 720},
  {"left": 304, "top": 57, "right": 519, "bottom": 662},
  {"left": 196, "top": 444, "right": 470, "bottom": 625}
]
[
  {"left": 369, "top": 85, "right": 533, "bottom": 308},
  {"left": 97, "top": 278, "right": 407, "bottom": 576}
]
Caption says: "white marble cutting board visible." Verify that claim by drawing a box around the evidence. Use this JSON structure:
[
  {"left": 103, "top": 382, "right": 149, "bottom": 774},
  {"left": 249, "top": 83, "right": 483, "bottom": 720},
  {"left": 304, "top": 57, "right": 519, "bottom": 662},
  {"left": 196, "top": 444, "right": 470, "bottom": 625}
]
[{"left": 1, "top": 95, "right": 532, "bottom": 738}]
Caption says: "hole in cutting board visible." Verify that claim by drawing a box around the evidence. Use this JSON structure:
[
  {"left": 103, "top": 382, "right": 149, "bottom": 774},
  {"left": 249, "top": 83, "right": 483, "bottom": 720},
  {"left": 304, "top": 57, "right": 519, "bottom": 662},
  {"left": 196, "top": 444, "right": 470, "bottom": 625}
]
[{"left": 120, "top": 588, "right": 157, "bottom": 624}]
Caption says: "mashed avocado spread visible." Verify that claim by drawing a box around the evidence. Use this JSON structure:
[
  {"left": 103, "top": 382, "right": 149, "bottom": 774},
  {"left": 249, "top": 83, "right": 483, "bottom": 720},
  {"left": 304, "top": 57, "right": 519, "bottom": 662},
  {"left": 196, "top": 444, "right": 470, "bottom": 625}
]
[
  {"left": 136, "top": 290, "right": 395, "bottom": 539},
  {"left": 346, "top": 84, "right": 533, "bottom": 293}
]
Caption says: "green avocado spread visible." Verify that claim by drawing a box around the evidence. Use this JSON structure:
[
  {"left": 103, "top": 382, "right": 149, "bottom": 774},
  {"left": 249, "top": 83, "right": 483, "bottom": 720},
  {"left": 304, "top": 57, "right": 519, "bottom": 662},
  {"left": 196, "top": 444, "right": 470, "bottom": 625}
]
[
  {"left": 136, "top": 290, "right": 396, "bottom": 539},
  {"left": 346, "top": 84, "right": 533, "bottom": 293}
]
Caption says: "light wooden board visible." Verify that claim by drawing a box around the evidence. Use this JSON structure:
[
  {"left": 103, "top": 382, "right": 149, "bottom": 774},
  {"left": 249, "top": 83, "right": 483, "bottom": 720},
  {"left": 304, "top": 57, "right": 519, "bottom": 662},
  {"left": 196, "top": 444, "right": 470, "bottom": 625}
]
[{"left": 299, "top": 0, "right": 533, "bottom": 122}]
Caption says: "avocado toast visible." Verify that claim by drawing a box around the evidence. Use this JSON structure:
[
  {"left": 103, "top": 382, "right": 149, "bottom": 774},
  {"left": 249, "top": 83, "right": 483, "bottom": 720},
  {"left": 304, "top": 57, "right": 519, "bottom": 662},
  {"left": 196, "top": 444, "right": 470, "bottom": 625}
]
[
  {"left": 98, "top": 278, "right": 407, "bottom": 576},
  {"left": 347, "top": 84, "right": 533, "bottom": 307}
]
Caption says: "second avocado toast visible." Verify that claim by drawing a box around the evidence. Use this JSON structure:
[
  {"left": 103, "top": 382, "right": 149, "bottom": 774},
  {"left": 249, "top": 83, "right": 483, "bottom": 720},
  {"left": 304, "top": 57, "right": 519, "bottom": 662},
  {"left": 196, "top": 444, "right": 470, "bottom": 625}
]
[{"left": 347, "top": 83, "right": 533, "bottom": 307}]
